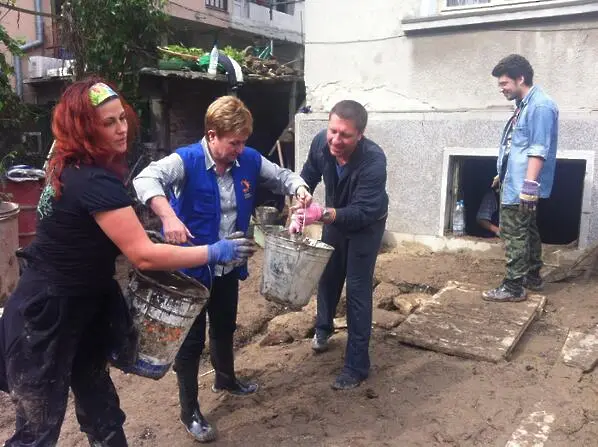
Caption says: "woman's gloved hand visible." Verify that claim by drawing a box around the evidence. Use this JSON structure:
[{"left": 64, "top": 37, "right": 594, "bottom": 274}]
[{"left": 207, "top": 238, "right": 257, "bottom": 265}]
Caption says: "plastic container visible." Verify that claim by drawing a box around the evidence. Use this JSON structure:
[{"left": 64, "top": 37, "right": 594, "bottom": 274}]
[
  {"left": 261, "top": 231, "right": 334, "bottom": 309},
  {"left": 1, "top": 165, "right": 45, "bottom": 247},
  {"left": 208, "top": 43, "right": 219, "bottom": 76},
  {"left": 452, "top": 199, "right": 465, "bottom": 236}
]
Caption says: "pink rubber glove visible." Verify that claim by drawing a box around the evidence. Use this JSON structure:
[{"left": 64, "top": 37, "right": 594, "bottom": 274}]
[
  {"left": 289, "top": 216, "right": 302, "bottom": 235},
  {"left": 294, "top": 203, "right": 324, "bottom": 227}
]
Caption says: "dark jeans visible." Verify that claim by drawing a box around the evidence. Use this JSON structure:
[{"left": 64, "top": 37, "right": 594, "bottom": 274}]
[
  {"left": 316, "top": 219, "right": 386, "bottom": 380},
  {"left": 173, "top": 273, "right": 239, "bottom": 415},
  {"left": 500, "top": 205, "right": 543, "bottom": 287},
  {"left": 1, "top": 270, "right": 126, "bottom": 447}
]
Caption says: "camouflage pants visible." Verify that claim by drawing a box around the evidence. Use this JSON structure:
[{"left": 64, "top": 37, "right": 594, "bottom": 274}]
[{"left": 500, "top": 205, "right": 543, "bottom": 284}]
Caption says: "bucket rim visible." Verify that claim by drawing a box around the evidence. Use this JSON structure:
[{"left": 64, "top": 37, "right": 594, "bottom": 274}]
[
  {"left": 132, "top": 269, "right": 210, "bottom": 300},
  {"left": 265, "top": 231, "right": 334, "bottom": 252},
  {"left": 0, "top": 201, "right": 20, "bottom": 221}
]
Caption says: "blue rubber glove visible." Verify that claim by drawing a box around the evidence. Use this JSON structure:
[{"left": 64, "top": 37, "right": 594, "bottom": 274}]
[
  {"left": 519, "top": 179, "right": 540, "bottom": 212},
  {"left": 207, "top": 239, "right": 257, "bottom": 264}
]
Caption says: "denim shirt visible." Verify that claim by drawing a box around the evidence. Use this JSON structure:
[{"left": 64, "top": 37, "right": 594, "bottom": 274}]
[{"left": 497, "top": 86, "right": 559, "bottom": 205}]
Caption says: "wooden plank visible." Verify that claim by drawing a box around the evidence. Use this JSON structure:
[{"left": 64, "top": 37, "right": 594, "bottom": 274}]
[
  {"left": 393, "top": 281, "right": 546, "bottom": 363},
  {"left": 560, "top": 328, "right": 598, "bottom": 372}
]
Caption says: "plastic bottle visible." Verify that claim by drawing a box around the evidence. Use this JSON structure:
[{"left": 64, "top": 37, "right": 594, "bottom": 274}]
[
  {"left": 452, "top": 200, "right": 465, "bottom": 236},
  {"left": 208, "top": 42, "right": 219, "bottom": 77}
]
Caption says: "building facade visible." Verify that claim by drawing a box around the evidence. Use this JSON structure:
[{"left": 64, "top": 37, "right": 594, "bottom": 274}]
[{"left": 296, "top": 0, "right": 598, "bottom": 249}]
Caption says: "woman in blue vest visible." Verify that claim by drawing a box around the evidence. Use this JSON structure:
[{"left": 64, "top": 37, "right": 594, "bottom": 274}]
[{"left": 133, "top": 96, "right": 311, "bottom": 443}]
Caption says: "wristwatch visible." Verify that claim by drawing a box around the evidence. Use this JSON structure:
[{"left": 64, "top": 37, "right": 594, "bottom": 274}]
[{"left": 321, "top": 208, "right": 334, "bottom": 223}]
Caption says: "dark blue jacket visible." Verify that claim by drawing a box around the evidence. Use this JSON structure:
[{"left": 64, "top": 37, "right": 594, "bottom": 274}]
[
  {"left": 171, "top": 142, "right": 262, "bottom": 286},
  {"left": 301, "top": 130, "right": 388, "bottom": 233}
]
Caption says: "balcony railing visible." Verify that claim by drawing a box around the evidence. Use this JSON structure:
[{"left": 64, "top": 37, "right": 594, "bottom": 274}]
[
  {"left": 206, "top": 0, "right": 228, "bottom": 11},
  {"left": 250, "top": 0, "right": 293, "bottom": 14}
]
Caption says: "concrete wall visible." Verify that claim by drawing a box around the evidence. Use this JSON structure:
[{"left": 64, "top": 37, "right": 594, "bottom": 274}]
[
  {"left": 167, "top": 0, "right": 231, "bottom": 28},
  {"left": 303, "top": 0, "right": 598, "bottom": 113},
  {"left": 2, "top": 0, "right": 59, "bottom": 101},
  {"left": 298, "top": 0, "right": 598, "bottom": 248},
  {"left": 230, "top": 0, "right": 304, "bottom": 43}
]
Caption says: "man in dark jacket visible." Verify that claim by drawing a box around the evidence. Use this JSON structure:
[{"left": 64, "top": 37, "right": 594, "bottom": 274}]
[{"left": 291, "top": 100, "right": 388, "bottom": 390}]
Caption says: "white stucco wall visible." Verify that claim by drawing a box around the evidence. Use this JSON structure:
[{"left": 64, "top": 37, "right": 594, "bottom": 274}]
[{"left": 304, "top": 0, "right": 598, "bottom": 113}]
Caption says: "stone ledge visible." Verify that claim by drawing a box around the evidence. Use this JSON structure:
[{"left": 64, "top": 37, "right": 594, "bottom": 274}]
[{"left": 402, "top": 0, "right": 598, "bottom": 34}]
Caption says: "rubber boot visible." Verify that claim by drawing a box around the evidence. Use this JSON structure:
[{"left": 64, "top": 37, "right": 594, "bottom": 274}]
[
  {"left": 210, "top": 338, "right": 258, "bottom": 396},
  {"left": 174, "top": 361, "right": 216, "bottom": 442},
  {"left": 87, "top": 428, "right": 128, "bottom": 447}
]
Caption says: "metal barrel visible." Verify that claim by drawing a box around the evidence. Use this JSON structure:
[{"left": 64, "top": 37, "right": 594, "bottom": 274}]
[
  {"left": 0, "top": 202, "right": 20, "bottom": 305},
  {"left": 260, "top": 232, "right": 334, "bottom": 309}
]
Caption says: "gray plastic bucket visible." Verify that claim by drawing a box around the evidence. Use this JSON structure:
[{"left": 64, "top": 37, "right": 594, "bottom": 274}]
[
  {"left": 261, "top": 232, "right": 334, "bottom": 309},
  {"left": 124, "top": 269, "right": 209, "bottom": 379}
]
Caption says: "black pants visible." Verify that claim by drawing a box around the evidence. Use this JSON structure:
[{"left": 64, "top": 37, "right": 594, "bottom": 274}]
[
  {"left": 173, "top": 273, "right": 239, "bottom": 414},
  {"left": 1, "top": 270, "right": 126, "bottom": 447},
  {"left": 315, "top": 219, "right": 386, "bottom": 380}
]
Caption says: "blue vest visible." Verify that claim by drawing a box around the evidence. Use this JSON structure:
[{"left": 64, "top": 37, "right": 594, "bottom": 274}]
[{"left": 171, "top": 142, "right": 262, "bottom": 287}]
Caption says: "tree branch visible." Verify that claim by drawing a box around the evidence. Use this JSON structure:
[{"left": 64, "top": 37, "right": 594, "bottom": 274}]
[{"left": 0, "top": 2, "right": 58, "bottom": 18}]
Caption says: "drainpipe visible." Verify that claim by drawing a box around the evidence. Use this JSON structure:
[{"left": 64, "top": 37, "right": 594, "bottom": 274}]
[{"left": 13, "top": 0, "right": 45, "bottom": 98}]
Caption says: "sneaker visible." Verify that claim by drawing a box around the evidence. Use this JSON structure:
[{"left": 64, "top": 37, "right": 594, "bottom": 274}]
[
  {"left": 523, "top": 275, "right": 544, "bottom": 292},
  {"left": 311, "top": 331, "right": 331, "bottom": 353},
  {"left": 482, "top": 284, "right": 527, "bottom": 302},
  {"left": 211, "top": 378, "right": 259, "bottom": 396},
  {"left": 331, "top": 371, "right": 363, "bottom": 390}
]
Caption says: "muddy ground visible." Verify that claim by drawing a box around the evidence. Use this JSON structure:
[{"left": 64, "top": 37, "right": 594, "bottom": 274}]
[{"left": 1, "top": 242, "right": 598, "bottom": 446}]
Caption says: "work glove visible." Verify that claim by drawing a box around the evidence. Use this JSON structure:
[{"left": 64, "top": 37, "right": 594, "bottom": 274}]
[
  {"left": 519, "top": 179, "right": 540, "bottom": 212},
  {"left": 292, "top": 203, "right": 324, "bottom": 228},
  {"left": 207, "top": 238, "right": 257, "bottom": 265},
  {"left": 289, "top": 215, "right": 302, "bottom": 235}
]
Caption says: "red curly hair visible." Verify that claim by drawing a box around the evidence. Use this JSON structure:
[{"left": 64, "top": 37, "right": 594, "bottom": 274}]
[{"left": 48, "top": 77, "right": 138, "bottom": 197}]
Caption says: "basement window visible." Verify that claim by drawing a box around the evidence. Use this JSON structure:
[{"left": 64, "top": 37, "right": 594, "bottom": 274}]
[{"left": 443, "top": 154, "right": 588, "bottom": 246}]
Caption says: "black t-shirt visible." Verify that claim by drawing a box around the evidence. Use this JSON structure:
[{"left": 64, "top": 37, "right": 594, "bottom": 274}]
[{"left": 26, "top": 164, "right": 133, "bottom": 291}]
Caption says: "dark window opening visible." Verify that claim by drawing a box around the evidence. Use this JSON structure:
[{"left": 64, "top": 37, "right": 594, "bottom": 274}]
[
  {"left": 206, "top": 0, "right": 228, "bottom": 11},
  {"left": 447, "top": 156, "right": 586, "bottom": 246}
]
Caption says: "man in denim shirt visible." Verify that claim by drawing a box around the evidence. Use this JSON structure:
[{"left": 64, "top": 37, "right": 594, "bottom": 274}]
[{"left": 483, "top": 54, "right": 558, "bottom": 302}]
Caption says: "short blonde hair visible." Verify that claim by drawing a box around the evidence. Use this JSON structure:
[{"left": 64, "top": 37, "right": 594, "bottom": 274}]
[{"left": 204, "top": 96, "right": 253, "bottom": 137}]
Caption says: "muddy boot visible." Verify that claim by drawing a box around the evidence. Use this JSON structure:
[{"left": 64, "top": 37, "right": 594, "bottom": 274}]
[
  {"left": 523, "top": 272, "right": 544, "bottom": 291},
  {"left": 482, "top": 279, "right": 526, "bottom": 302},
  {"left": 87, "top": 429, "right": 127, "bottom": 447},
  {"left": 210, "top": 338, "right": 258, "bottom": 396},
  {"left": 175, "top": 364, "right": 216, "bottom": 442}
]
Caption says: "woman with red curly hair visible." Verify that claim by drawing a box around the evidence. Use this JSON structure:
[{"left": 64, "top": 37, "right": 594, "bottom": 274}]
[{"left": 0, "top": 78, "right": 256, "bottom": 447}]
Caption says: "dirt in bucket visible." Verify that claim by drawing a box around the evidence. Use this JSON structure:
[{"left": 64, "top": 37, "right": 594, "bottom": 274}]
[{"left": 137, "top": 270, "right": 205, "bottom": 296}]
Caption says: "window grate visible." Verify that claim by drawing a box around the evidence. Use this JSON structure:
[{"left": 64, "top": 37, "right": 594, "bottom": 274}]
[{"left": 206, "top": 0, "right": 228, "bottom": 11}]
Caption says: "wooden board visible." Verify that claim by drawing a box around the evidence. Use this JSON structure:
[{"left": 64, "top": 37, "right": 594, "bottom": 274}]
[
  {"left": 560, "top": 328, "right": 598, "bottom": 372},
  {"left": 392, "top": 281, "right": 546, "bottom": 363}
]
